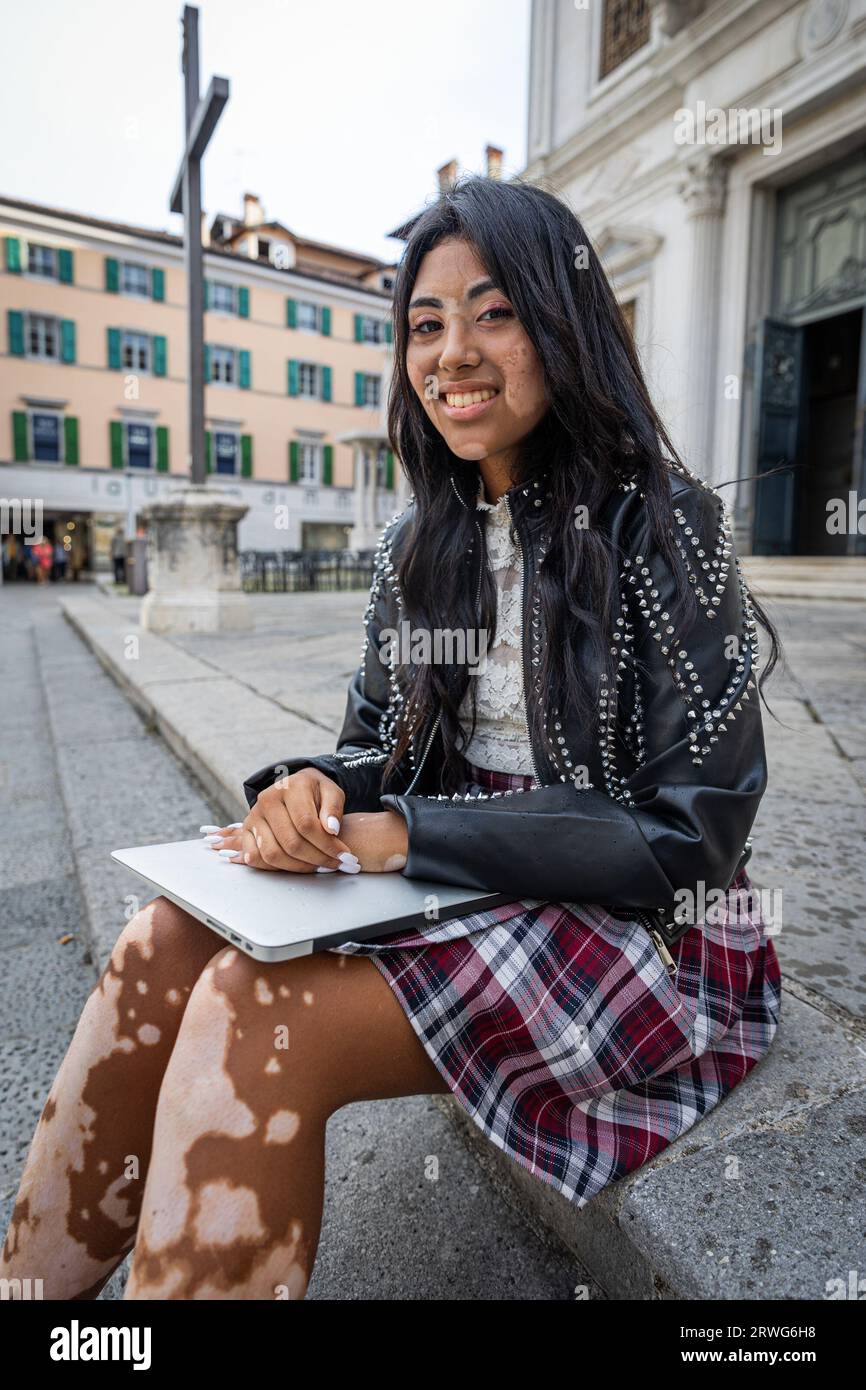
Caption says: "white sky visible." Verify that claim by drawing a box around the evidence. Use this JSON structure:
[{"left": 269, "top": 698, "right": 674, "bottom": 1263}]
[{"left": 2, "top": 0, "right": 531, "bottom": 263}]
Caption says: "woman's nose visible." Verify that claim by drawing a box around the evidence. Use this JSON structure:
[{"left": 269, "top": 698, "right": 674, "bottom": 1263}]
[{"left": 438, "top": 321, "right": 481, "bottom": 374}]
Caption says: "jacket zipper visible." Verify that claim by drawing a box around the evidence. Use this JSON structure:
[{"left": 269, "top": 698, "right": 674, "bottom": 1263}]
[
  {"left": 635, "top": 909, "right": 678, "bottom": 978},
  {"left": 403, "top": 517, "right": 486, "bottom": 796},
  {"left": 503, "top": 492, "right": 544, "bottom": 789}
]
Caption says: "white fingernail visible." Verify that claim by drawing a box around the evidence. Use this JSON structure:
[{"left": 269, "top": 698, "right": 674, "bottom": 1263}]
[
  {"left": 338, "top": 862, "right": 361, "bottom": 874},
  {"left": 316, "top": 866, "right": 337, "bottom": 873},
  {"left": 326, "top": 815, "right": 341, "bottom": 834},
  {"left": 228, "top": 822, "right": 244, "bottom": 829},
  {"left": 338, "top": 851, "right": 360, "bottom": 865},
  {"left": 205, "top": 835, "right": 223, "bottom": 845},
  {"left": 218, "top": 854, "right": 242, "bottom": 864},
  {"left": 200, "top": 825, "right": 221, "bottom": 833},
  {"left": 217, "top": 849, "right": 239, "bottom": 859}
]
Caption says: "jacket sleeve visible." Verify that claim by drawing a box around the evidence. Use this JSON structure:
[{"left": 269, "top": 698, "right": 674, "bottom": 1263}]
[
  {"left": 379, "top": 484, "right": 767, "bottom": 910},
  {"left": 242, "top": 513, "right": 410, "bottom": 815}
]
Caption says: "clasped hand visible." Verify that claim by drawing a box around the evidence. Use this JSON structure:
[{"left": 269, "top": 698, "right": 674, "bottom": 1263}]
[{"left": 201, "top": 768, "right": 409, "bottom": 874}]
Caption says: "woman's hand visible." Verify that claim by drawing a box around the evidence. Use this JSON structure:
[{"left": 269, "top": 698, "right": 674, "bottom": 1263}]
[
  {"left": 201, "top": 768, "right": 360, "bottom": 874},
  {"left": 201, "top": 794, "right": 408, "bottom": 876}
]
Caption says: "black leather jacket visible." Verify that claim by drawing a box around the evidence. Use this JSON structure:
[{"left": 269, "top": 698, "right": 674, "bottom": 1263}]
[{"left": 244, "top": 465, "right": 765, "bottom": 947}]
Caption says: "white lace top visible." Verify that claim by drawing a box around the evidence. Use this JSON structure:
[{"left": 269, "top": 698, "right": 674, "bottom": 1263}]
[{"left": 457, "top": 478, "right": 536, "bottom": 777}]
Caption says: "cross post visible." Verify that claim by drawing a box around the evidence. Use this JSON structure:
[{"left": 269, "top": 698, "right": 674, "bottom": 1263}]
[{"left": 170, "top": 5, "right": 229, "bottom": 486}]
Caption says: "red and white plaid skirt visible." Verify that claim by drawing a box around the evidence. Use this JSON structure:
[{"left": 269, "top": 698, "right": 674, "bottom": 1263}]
[{"left": 327, "top": 761, "right": 782, "bottom": 1208}]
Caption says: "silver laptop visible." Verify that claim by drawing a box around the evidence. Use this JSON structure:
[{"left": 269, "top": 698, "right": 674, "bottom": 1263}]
[{"left": 111, "top": 839, "right": 513, "bottom": 962}]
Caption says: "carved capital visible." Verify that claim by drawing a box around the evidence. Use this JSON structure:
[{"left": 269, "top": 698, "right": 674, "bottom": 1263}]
[{"left": 678, "top": 153, "right": 728, "bottom": 219}]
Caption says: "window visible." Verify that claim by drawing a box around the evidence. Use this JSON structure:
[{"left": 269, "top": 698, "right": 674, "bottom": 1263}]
[
  {"left": 363, "top": 316, "right": 383, "bottom": 344},
  {"left": 121, "top": 261, "right": 150, "bottom": 297},
  {"left": 28, "top": 314, "right": 60, "bottom": 359},
  {"left": 31, "top": 411, "right": 62, "bottom": 462},
  {"left": 296, "top": 301, "right": 319, "bottom": 332},
  {"left": 211, "top": 281, "right": 236, "bottom": 314},
  {"left": 28, "top": 243, "right": 58, "bottom": 278},
  {"left": 121, "top": 331, "right": 151, "bottom": 372},
  {"left": 214, "top": 430, "right": 239, "bottom": 475},
  {"left": 257, "top": 237, "right": 271, "bottom": 260},
  {"left": 211, "top": 346, "right": 235, "bottom": 384},
  {"left": 382, "top": 275, "right": 394, "bottom": 291},
  {"left": 600, "top": 0, "right": 650, "bottom": 79},
  {"left": 298, "top": 362, "right": 319, "bottom": 398},
  {"left": 363, "top": 375, "right": 381, "bottom": 408},
  {"left": 299, "top": 442, "right": 320, "bottom": 482},
  {"left": 126, "top": 421, "right": 153, "bottom": 469}
]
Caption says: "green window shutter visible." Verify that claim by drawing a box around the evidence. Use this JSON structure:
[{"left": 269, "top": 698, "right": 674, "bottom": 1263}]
[
  {"left": 385, "top": 449, "right": 394, "bottom": 490},
  {"left": 107, "top": 327, "right": 121, "bottom": 370},
  {"left": 289, "top": 440, "right": 299, "bottom": 482},
  {"left": 204, "top": 344, "right": 211, "bottom": 383},
  {"left": 241, "top": 434, "right": 253, "bottom": 478},
  {"left": 237, "top": 286, "right": 250, "bottom": 319},
  {"left": 64, "top": 416, "right": 79, "bottom": 466},
  {"left": 61, "top": 319, "right": 76, "bottom": 364},
  {"left": 203, "top": 278, "right": 211, "bottom": 311},
  {"left": 8, "top": 310, "right": 25, "bottom": 356},
  {"left": 287, "top": 359, "right": 299, "bottom": 396},
  {"left": 354, "top": 371, "right": 365, "bottom": 407},
  {"left": 155, "top": 425, "right": 169, "bottom": 472},
  {"left": 12, "top": 411, "right": 29, "bottom": 461},
  {"left": 151, "top": 267, "right": 165, "bottom": 301},
  {"left": 354, "top": 313, "right": 363, "bottom": 342},
  {"left": 153, "top": 334, "right": 167, "bottom": 377},
  {"left": 58, "top": 249, "right": 74, "bottom": 284},
  {"left": 322, "top": 444, "right": 333, "bottom": 486},
  {"left": 105, "top": 257, "right": 119, "bottom": 292},
  {"left": 110, "top": 420, "right": 124, "bottom": 468},
  {"left": 321, "top": 365, "right": 332, "bottom": 402},
  {"left": 239, "top": 349, "right": 251, "bottom": 389},
  {"left": 286, "top": 298, "right": 297, "bottom": 329},
  {"left": 320, "top": 305, "right": 331, "bottom": 336},
  {"left": 205, "top": 430, "right": 213, "bottom": 474},
  {"left": 5, "top": 237, "right": 22, "bottom": 274},
  {"left": 384, "top": 320, "right": 393, "bottom": 345}
]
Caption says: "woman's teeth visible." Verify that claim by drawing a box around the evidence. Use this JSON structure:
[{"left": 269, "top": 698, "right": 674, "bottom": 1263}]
[{"left": 444, "top": 389, "right": 497, "bottom": 407}]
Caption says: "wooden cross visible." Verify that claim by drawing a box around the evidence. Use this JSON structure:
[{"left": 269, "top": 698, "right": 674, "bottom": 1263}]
[{"left": 169, "top": 5, "right": 229, "bottom": 486}]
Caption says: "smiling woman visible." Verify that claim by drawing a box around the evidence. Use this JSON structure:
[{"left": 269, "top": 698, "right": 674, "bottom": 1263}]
[{"left": 1, "top": 174, "right": 783, "bottom": 1302}]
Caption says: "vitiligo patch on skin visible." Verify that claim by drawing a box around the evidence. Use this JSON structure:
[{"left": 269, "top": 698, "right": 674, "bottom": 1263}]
[
  {"left": 126, "top": 951, "right": 317, "bottom": 1300},
  {"left": 0, "top": 897, "right": 224, "bottom": 1299},
  {"left": 254, "top": 979, "right": 274, "bottom": 1006},
  {"left": 264, "top": 1110, "right": 300, "bottom": 1144}
]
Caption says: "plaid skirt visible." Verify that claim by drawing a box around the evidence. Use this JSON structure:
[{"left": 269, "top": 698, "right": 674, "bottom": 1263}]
[{"left": 326, "top": 761, "right": 783, "bottom": 1208}]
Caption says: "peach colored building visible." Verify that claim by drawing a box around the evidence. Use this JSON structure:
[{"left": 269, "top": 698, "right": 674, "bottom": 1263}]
[{"left": 1, "top": 192, "right": 403, "bottom": 570}]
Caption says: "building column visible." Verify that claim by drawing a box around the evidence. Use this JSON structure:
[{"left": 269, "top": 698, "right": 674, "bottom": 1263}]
[{"left": 678, "top": 152, "right": 729, "bottom": 480}]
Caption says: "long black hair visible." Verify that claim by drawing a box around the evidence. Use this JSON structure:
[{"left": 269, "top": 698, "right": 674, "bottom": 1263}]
[{"left": 382, "top": 174, "right": 781, "bottom": 796}]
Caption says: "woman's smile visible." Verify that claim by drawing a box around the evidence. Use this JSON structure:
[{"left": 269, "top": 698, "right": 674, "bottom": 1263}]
[{"left": 439, "top": 383, "right": 500, "bottom": 419}]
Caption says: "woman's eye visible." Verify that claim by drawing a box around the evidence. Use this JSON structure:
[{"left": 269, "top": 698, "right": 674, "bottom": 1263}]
[
  {"left": 480, "top": 306, "right": 514, "bottom": 322},
  {"left": 409, "top": 319, "right": 440, "bottom": 335}
]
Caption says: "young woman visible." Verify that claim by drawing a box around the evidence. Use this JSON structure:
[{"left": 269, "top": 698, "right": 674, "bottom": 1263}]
[{"left": 1, "top": 176, "right": 782, "bottom": 1301}]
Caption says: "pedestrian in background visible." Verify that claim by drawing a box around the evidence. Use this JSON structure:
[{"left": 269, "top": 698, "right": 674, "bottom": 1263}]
[{"left": 111, "top": 527, "right": 126, "bottom": 584}]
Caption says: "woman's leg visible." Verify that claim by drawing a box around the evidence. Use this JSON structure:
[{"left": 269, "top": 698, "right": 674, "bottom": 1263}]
[
  {"left": 124, "top": 945, "right": 450, "bottom": 1300},
  {"left": 0, "top": 896, "right": 225, "bottom": 1300}
]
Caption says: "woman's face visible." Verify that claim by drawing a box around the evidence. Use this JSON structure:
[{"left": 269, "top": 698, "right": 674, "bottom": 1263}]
[{"left": 405, "top": 237, "right": 549, "bottom": 466}]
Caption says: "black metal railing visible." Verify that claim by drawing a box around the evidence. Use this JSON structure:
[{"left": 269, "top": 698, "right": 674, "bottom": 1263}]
[{"left": 239, "top": 549, "right": 375, "bottom": 593}]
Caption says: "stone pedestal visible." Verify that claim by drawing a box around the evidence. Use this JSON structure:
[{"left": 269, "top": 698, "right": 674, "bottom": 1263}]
[{"left": 140, "top": 485, "right": 252, "bottom": 633}]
